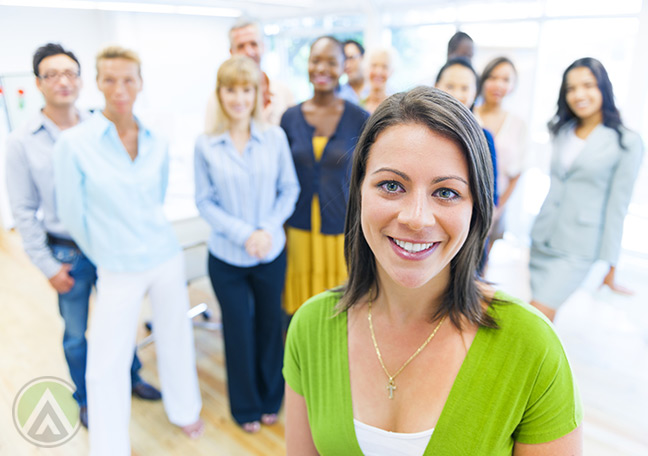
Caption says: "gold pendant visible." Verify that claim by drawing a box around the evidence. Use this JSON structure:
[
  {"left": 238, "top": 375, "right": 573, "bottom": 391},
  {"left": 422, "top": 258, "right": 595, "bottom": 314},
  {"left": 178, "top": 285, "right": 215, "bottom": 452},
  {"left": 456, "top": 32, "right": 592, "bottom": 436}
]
[{"left": 387, "top": 379, "right": 396, "bottom": 399}]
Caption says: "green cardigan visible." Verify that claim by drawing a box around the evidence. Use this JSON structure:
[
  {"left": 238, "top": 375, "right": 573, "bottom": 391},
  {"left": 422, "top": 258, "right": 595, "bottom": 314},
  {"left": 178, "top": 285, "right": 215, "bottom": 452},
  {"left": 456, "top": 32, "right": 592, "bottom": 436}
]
[{"left": 283, "top": 290, "right": 582, "bottom": 455}]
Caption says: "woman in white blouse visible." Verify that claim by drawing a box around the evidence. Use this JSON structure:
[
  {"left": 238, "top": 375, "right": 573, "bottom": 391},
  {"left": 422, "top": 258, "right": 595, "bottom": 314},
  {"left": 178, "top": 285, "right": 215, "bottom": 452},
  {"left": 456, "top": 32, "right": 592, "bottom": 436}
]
[
  {"left": 474, "top": 57, "right": 528, "bottom": 253},
  {"left": 194, "top": 55, "right": 300, "bottom": 432}
]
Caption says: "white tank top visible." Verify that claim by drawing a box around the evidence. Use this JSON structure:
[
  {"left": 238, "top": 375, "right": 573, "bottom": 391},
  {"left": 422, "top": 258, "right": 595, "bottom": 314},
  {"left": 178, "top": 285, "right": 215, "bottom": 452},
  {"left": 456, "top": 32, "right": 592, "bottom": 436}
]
[{"left": 354, "top": 418, "right": 434, "bottom": 456}]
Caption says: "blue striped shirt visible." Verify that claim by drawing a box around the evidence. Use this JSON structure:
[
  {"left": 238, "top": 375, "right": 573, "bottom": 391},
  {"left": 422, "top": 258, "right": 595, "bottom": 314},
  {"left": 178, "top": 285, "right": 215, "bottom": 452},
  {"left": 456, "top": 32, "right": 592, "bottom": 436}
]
[
  {"left": 53, "top": 112, "right": 180, "bottom": 272},
  {"left": 6, "top": 110, "right": 89, "bottom": 278},
  {"left": 194, "top": 122, "right": 300, "bottom": 267}
]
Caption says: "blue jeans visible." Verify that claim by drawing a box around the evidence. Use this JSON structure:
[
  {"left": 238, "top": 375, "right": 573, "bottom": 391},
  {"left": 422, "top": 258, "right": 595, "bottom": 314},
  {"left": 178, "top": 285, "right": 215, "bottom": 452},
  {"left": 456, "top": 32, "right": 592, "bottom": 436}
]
[{"left": 51, "top": 244, "right": 144, "bottom": 406}]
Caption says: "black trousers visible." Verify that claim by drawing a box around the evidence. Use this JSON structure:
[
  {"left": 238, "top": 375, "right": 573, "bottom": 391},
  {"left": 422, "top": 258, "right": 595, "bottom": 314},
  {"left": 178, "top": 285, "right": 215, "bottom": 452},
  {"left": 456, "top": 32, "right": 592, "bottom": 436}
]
[{"left": 208, "top": 250, "right": 286, "bottom": 424}]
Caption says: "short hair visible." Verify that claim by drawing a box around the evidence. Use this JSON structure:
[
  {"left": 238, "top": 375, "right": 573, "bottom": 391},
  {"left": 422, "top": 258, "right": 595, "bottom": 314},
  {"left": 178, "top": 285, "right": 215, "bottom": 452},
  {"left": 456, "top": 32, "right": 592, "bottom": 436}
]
[
  {"left": 228, "top": 18, "right": 262, "bottom": 49},
  {"left": 363, "top": 47, "right": 397, "bottom": 74},
  {"left": 95, "top": 45, "right": 141, "bottom": 77},
  {"left": 338, "top": 86, "right": 496, "bottom": 329},
  {"left": 310, "top": 35, "right": 344, "bottom": 57},
  {"left": 207, "top": 55, "right": 264, "bottom": 135},
  {"left": 477, "top": 56, "right": 516, "bottom": 98},
  {"left": 549, "top": 57, "right": 625, "bottom": 148},
  {"left": 447, "top": 31, "right": 473, "bottom": 58},
  {"left": 343, "top": 39, "right": 365, "bottom": 56},
  {"left": 33, "top": 43, "right": 80, "bottom": 77}
]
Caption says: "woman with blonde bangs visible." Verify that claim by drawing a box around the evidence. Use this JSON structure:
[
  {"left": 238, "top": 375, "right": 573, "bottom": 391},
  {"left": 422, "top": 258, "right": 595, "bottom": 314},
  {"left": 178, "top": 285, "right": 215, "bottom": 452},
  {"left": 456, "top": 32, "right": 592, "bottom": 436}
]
[{"left": 194, "top": 55, "right": 300, "bottom": 433}]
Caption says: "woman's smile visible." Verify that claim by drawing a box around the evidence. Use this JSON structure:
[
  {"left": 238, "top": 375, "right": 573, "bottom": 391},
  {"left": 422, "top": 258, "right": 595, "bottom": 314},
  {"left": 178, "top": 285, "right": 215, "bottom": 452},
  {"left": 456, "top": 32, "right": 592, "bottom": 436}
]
[
  {"left": 389, "top": 237, "right": 440, "bottom": 259},
  {"left": 361, "top": 123, "right": 473, "bottom": 289}
]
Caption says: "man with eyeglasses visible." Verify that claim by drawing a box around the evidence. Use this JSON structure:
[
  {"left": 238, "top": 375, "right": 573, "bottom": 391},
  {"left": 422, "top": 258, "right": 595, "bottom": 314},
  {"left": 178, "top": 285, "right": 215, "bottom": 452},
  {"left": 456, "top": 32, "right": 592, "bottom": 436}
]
[
  {"left": 5, "top": 43, "right": 161, "bottom": 430},
  {"left": 338, "top": 39, "right": 368, "bottom": 104}
]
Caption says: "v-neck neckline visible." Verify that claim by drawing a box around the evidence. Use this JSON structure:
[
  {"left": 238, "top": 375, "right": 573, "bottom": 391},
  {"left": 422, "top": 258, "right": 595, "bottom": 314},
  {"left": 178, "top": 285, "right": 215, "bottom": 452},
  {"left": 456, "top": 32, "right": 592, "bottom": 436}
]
[
  {"left": 342, "top": 295, "right": 494, "bottom": 453},
  {"left": 554, "top": 123, "right": 601, "bottom": 177},
  {"left": 298, "top": 100, "right": 348, "bottom": 145}
]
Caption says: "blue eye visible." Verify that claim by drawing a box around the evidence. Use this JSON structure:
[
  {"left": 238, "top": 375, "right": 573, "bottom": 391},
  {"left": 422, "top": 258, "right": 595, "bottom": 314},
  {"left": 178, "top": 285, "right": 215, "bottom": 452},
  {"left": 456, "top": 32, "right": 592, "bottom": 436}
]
[
  {"left": 378, "top": 181, "right": 403, "bottom": 193},
  {"left": 435, "top": 188, "right": 459, "bottom": 200}
]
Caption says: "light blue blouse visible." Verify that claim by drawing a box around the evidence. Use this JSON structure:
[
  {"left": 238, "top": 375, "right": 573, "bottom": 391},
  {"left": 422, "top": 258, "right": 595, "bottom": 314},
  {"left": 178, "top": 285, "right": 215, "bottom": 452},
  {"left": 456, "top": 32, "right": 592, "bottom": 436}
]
[
  {"left": 53, "top": 112, "right": 180, "bottom": 273},
  {"left": 194, "top": 122, "right": 300, "bottom": 267}
]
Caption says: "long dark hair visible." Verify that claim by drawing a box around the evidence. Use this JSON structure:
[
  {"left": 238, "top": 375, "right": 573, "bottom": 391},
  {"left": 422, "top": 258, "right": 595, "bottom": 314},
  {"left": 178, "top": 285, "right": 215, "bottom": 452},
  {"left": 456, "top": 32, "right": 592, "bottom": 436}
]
[
  {"left": 548, "top": 57, "right": 625, "bottom": 148},
  {"left": 337, "top": 86, "right": 497, "bottom": 329}
]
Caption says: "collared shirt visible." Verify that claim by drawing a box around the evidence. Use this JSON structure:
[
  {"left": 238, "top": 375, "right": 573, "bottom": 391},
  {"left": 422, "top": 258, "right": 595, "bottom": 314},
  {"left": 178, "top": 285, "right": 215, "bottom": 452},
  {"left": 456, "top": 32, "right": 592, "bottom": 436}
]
[
  {"left": 53, "top": 112, "right": 180, "bottom": 272},
  {"left": 6, "top": 110, "right": 89, "bottom": 278},
  {"left": 194, "top": 122, "right": 300, "bottom": 267},
  {"left": 337, "top": 82, "right": 367, "bottom": 105}
]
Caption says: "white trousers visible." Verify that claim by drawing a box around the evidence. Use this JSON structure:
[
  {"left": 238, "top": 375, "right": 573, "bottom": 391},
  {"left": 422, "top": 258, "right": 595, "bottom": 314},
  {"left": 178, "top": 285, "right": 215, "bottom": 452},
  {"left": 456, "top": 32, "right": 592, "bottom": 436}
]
[{"left": 86, "top": 253, "right": 202, "bottom": 456}]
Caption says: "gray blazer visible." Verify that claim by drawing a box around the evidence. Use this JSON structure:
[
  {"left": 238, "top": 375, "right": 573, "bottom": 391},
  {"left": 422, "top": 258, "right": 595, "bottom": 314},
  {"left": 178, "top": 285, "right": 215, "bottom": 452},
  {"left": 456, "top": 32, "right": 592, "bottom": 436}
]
[{"left": 531, "top": 122, "right": 644, "bottom": 264}]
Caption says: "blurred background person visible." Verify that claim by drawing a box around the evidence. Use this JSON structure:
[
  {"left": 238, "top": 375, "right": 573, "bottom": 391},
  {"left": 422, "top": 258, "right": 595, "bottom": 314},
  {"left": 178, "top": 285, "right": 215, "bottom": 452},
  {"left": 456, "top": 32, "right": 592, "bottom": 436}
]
[
  {"left": 435, "top": 57, "right": 499, "bottom": 273},
  {"left": 280, "top": 35, "right": 369, "bottom": 319},
  {"left": 54, "top": 46, "right": 203, "bottom": 455},
  {"left": 529, "top": 57, "right": 644, "bottom": 321},
  {"left": 338, "top": 39, "right": 367, "bottom": 104},
  {"left": 6, "top": 42, "right": 160, "bottom": 431},
  {"left": 447, "top": 31, "right": 474, "bottom": 62},
  {"left": 205, "top": 18, "right": 294, "bottom": 128},
  {"left": 361, "top": 47, "right": 396, "bottom": 114},
  {"left": 435, "top": 58, "right": 498, "bottom": 201},
  {"left": 194, "top": 56, "right": 299, "bottom": 433},
  {"left": 474, "top": 56, "right": 528, "bottom": 254}
]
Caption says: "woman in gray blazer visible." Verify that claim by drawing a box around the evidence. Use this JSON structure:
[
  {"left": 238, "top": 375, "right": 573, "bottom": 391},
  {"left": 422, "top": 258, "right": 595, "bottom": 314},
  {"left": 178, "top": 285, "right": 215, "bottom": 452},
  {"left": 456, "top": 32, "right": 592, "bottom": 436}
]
[{"left": 529, "top": 57, "right": 644, "bottom": 321}]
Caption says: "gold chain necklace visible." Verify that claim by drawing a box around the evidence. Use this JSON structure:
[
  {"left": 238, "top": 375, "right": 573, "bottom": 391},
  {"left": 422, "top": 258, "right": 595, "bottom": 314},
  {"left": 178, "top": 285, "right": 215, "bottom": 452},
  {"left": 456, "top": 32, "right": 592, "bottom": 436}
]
[{"left": 367, "top": 298, "right": 445, "bottom": 399}]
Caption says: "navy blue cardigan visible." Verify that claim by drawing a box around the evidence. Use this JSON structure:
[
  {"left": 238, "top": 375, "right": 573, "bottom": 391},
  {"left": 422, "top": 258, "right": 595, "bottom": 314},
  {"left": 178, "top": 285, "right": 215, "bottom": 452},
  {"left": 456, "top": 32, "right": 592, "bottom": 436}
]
[{"left": 280, "top": 101, "right": 369, "bottom": 235}]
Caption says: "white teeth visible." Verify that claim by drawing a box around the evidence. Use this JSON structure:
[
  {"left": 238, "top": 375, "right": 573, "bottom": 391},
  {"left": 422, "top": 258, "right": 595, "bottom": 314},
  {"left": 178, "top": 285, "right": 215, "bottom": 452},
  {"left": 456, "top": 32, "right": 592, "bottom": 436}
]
[{"left": 393, "top": 238, "right": 433, "bottom": 253}]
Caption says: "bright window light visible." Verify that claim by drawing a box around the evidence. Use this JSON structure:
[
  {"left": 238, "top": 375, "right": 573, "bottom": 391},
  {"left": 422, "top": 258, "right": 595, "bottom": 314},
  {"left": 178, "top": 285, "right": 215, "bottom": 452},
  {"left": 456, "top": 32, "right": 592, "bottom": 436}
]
[
  {"left": 545, "top": 0, "right": 642, "bottom": 16},
  {"left": 457, "top": 1, "right": 544, "bottom": 22},
  {"left": 0, "top": 0, "right": 241, "bottom": 17}
]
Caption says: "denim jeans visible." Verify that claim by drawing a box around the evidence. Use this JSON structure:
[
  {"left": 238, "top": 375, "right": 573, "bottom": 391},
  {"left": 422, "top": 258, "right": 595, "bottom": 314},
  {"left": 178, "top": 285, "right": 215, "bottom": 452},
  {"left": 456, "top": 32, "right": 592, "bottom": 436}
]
[{"left": 51, "top": 243, "right": 143, "bottom": 406}]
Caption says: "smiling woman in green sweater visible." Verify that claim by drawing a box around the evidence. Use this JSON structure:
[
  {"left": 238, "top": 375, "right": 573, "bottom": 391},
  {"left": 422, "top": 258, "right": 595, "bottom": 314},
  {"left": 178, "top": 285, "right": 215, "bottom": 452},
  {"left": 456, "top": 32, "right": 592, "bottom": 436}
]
[{"left": 283, "top": 86, "right": 582, "bottom": 455}]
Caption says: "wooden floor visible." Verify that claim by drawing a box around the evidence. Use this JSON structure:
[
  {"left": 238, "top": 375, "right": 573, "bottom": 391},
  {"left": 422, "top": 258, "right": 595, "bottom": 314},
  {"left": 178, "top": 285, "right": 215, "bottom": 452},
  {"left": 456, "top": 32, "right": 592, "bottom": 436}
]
[
  {"left": 2, "top": 226, "right": 648, "bottom": 455},
  {"left": 0, "top": 229, "right": 285, "bottom": 455},
  {"left": 486, "top": 237, "right": 648, "bottom": 456}
]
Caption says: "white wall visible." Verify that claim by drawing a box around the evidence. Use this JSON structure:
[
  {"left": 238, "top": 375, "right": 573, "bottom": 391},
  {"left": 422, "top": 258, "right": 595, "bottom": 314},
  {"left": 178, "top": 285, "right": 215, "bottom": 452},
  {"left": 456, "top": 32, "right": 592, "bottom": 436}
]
[{"left": 0, "top": 5, "right": 234, "bottom": 227}]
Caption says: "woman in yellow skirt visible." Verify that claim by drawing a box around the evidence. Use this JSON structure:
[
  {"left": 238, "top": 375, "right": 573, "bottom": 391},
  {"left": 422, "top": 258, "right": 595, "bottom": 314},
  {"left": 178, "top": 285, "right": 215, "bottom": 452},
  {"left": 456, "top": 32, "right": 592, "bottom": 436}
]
[{"left": 280, "top": 36, "right": 370, "bottom": 315}]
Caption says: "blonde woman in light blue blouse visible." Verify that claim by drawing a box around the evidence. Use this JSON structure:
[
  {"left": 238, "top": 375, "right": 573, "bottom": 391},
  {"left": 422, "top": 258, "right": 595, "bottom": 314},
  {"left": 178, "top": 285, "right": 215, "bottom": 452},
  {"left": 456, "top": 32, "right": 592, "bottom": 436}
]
[{"left": 194, "top": 55, "right": 300, "bottom": 433}]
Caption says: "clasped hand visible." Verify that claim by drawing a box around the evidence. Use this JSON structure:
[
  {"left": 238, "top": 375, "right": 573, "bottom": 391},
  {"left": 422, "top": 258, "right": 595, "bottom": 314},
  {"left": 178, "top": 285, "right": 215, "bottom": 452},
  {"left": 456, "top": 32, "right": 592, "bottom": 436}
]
[{"left": 245, "top": 230, "right": 272, "bottom": 260}]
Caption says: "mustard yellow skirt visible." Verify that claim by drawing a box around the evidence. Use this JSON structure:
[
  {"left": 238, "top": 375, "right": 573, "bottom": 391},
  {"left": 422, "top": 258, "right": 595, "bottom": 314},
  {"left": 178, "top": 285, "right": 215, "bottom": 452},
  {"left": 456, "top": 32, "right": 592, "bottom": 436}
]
[{"left": 284, "top": 194, "right": 346, "bottom": 315}]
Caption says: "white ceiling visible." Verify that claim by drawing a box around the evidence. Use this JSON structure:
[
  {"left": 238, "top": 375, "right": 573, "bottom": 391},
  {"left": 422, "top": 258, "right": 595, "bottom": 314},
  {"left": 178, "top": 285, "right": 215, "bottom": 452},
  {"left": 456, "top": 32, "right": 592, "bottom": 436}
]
[
  {"left": 0, "top": 0, "right": 517, "bottom": 22},
  {"left": 74, "top": 0, "right": 475, "bottom": 20}
]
